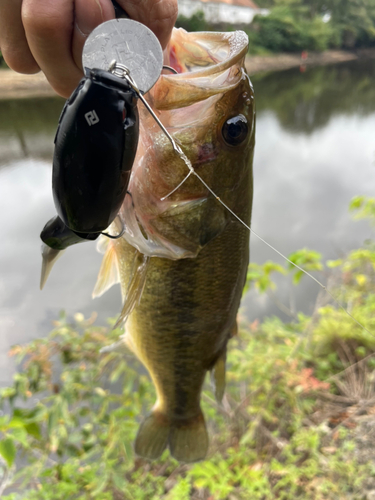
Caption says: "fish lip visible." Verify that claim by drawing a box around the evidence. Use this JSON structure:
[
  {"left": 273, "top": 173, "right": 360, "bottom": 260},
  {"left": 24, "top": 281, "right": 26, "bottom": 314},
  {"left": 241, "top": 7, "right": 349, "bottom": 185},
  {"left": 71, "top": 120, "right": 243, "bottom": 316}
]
[
  {"left": 165, "top": 30, "right": 249, "bottom": 80},
  {"left": 152, "top": 30, "right": 249, "bottom": 111}
]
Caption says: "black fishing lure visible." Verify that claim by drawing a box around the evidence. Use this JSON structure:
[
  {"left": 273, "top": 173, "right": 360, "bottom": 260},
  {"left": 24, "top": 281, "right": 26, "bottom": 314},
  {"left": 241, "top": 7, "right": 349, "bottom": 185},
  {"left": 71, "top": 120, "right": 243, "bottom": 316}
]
[{"left": 40, "top": 67, "right": 139, "bottom": 251}]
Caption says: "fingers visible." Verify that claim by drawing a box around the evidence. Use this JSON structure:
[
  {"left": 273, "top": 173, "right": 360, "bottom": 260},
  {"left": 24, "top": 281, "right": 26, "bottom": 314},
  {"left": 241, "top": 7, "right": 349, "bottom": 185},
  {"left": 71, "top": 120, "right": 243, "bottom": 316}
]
[
  {"left": 21, "top": 0, "right": 114, "bottom": 97},
  {"left": 0, "top": 0, "right": 177, "bottom": 98},
  {"left": 0, "top": 0, "right": 39, "bottom": 73},
  {"left": 72, "top": 0, "right": 114, "bottom": 73},
  {"left": 21, "top": 0, "right": 81, "bottom": 97},
  {"left": 119, "top": 0, "right": 178, "bottom": 49}
]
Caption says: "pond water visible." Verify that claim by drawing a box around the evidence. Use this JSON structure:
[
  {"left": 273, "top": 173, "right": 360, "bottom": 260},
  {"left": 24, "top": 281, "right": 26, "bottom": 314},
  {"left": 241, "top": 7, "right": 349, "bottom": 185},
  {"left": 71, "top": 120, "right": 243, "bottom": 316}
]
[{"left": 0, "top": 59, "right": 374, "bottom": 385}]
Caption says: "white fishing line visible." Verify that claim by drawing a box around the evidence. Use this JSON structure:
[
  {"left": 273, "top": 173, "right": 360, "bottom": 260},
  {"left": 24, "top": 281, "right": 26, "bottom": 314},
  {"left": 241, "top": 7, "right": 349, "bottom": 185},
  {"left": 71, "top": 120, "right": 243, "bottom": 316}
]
[
  {"left": 166, "top": 154, "right": 374, "bottom": 339},
  {"left": 120, "top": 58, "right": 373, "bottom": 340}
]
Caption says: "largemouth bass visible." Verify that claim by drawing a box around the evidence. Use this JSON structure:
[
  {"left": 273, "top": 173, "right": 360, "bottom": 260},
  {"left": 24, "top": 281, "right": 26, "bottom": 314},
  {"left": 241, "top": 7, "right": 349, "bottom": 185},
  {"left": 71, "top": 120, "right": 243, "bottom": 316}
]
[{"left": 94, "top": 28, "right": 255, "bottom": 463}]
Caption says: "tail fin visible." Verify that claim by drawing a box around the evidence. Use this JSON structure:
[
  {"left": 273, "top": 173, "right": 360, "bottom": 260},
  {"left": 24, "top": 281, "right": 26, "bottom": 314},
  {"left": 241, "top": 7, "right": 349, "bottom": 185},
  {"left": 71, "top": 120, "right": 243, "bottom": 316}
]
[
  {"left": 134, "top": 411, "right": 169, "bottom": 460},
  {"left": 169, "top": 411, "right": 208, "bottom": 463},
  {"left": 135, "top": 409, "right": 208, "bottom": 463}
]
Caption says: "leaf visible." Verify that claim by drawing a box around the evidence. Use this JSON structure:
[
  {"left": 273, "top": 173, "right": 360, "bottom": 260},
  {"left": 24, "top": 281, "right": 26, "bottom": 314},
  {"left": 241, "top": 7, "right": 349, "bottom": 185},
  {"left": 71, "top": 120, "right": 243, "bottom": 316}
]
[
  {"left": 10, "top": 427, "right": 29, "bottom": 448},
  {"left": 349, "top": 195, "right": 365, "bottom": 211},
  {"left": 7, "top": 417, "right": 25, "bottom": 429},
  {"left": 287, "top": 248, "right": 323, "bottom": 283},
  {"left": 0, "top": 437, "right": 16, "bottom": 467},
  {"left": 24, "top": 422, "right": 42, "bottom": 439},
  {"left": 326, "top": 258, "right": 343, "bottom": 268}
]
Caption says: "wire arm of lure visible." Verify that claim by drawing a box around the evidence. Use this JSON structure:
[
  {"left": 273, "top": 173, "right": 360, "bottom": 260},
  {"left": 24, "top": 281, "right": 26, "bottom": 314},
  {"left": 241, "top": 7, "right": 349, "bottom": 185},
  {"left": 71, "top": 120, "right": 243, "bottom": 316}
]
[
  {"left": 109, "top": 61, "right": 191, "bottom": 161},
  {"left": 109, "top": 60, "right": 195, "bottom": 200}
]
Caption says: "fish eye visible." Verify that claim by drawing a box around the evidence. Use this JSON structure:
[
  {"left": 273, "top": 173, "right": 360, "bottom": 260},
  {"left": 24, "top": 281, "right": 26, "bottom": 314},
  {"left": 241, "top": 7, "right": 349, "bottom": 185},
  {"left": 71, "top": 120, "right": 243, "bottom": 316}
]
[{"left": 222, "top": 114, "right": 249, "bottom": 146}]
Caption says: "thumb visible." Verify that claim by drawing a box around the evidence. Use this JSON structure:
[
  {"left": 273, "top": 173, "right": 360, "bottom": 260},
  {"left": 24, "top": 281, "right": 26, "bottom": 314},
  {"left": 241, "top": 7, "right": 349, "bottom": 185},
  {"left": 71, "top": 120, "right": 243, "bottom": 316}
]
[
  {"left": 72, "top": 0, "right": 115, "bottom": 72},
  {"left": 117, "top": 0, "right": 178, "bottom": 50}
]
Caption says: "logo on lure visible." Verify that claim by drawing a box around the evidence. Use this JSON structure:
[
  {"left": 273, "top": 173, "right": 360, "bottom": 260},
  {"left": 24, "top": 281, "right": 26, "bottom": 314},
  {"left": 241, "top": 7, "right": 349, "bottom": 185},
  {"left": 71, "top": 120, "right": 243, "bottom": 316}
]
[{"left": 85, "top": 110, "right": 100, "bottom": 126}]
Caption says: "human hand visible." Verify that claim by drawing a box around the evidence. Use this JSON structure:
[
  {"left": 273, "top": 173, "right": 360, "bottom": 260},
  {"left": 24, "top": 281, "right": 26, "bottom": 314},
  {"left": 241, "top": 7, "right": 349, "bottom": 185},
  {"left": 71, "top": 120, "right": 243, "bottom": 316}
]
[{"left": 0, "top": 0, "right": 178, "bottom": 97}]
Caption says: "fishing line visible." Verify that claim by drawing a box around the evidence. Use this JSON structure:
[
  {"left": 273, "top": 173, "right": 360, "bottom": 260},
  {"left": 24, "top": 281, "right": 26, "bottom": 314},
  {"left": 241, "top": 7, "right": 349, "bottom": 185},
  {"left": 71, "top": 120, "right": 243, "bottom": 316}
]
[
  {"left": 112, "top": 60, "right": 374, "bottom": 340},
  {"left": 162, "top": 147, "right": 374, "bottom": 340},
  {"left": 189, "top": 168, "right": 374, "bottom": 338}
]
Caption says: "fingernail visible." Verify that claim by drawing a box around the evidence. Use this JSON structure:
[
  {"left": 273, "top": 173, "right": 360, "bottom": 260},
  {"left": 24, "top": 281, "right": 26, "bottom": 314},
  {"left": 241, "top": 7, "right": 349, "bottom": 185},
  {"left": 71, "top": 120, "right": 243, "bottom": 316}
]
[{"left": 75, "top": 0, "right": 112, "bottom": 36}]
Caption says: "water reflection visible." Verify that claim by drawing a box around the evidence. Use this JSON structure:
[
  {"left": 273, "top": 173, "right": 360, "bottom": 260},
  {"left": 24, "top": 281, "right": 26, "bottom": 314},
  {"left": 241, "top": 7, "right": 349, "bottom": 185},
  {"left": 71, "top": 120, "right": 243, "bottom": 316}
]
[
  {"left": 0, "top": 61, "right": 374, "bottom": 384},
  {"left": 0, "top": 98, "right": 64, "bottom": 166},
  {"left": 254, "top": 60, "right": 375, "bottom": 133},
  {"left": 248, "top": 60, "right": 375, "bottom": 321}
]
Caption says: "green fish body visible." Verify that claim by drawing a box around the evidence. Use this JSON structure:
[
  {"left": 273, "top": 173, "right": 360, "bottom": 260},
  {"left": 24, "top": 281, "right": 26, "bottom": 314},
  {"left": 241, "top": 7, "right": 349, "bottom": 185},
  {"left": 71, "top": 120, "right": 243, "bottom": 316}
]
[{"left": 94, "top": 28, "right": 255, "bottom": 462}]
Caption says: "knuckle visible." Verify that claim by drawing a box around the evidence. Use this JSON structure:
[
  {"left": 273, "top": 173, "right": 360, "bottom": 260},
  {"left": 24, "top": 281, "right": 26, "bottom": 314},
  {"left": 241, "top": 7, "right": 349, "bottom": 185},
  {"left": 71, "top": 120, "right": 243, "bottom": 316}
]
[
  {"left": 22, "top": 7, "right": 65, "bottom": 38},
  {"left": 1, "top": 46, "right": 40, "bottom": 74},
  {"left": 169, "top": 0, "right": 179, "bottom": 22},
  {"left": 155, "top": 0, "right": 178, "bottom": 24}
]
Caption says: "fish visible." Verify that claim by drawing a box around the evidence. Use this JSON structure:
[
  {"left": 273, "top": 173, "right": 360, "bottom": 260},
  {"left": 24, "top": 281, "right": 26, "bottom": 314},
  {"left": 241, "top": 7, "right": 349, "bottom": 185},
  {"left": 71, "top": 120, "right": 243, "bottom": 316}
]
[{"left": 93, "top": 27, "right": 255, "bottom": 463}]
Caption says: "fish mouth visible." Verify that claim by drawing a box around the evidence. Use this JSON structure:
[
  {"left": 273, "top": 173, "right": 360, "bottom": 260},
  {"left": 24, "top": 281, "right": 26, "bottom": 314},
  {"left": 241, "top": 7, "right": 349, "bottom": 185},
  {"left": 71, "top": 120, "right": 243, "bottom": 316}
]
[{"left": 151, "top": 29, "right": 249, "bottom": 111}]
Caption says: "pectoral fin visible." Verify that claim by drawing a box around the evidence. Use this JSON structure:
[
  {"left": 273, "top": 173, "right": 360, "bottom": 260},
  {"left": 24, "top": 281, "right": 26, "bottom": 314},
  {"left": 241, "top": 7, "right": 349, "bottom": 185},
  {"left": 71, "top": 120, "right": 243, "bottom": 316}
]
[
  {"left": 150, "top": 197, "right": 228, "bottom": 255},
  {"left": 92, "top": 241, "right": 120, "bottom": 299},
  {"left": 114, "top": 250, "right": 150, "bottom": 329}
]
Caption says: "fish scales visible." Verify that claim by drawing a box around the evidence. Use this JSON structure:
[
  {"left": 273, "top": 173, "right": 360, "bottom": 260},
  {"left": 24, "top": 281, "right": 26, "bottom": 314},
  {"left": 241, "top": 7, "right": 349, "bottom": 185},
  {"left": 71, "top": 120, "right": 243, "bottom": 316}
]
[{"left": 94, "top": 28, "right": 255, "bottom": 462}]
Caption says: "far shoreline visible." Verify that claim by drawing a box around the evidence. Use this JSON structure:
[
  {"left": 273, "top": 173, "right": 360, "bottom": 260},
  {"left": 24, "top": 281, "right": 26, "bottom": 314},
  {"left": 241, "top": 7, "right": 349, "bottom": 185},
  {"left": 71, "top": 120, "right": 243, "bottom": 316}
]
[
  {"left": 1, "top": 48, "right": 374, "bottom": 100},
  {"left": 246, "top": 48, "right": 375, "bottom": 76}
]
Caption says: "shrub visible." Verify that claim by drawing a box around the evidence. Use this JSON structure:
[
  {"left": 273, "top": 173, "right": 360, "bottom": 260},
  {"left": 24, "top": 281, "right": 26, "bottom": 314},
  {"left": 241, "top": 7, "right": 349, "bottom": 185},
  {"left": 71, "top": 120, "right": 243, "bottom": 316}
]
[{"left": 1, "top": 196, "right": 375, "bottom": 498}]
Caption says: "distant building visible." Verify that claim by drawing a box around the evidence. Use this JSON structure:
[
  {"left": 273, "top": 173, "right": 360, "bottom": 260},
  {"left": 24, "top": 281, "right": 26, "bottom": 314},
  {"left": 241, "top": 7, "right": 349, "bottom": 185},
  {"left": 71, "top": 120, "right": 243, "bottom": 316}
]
[{"left": 178, "top": 0, "right": 269, "bottom": 25}]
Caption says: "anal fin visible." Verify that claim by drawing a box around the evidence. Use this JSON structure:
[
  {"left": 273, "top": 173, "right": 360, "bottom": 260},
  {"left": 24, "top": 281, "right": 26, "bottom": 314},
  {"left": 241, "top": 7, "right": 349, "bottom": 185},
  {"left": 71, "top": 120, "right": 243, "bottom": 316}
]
[
  {"left": 211, "top": 322, "right": 236, "bottom": 402},
  {"left": 114, "top": 250, "right": 150, "bottom": 329},
  {"left": 211, "top": 350, "right": 227, "bottom": 403},
  {"left": 92, "top": 240, "right": 119, "bottom": 298}
]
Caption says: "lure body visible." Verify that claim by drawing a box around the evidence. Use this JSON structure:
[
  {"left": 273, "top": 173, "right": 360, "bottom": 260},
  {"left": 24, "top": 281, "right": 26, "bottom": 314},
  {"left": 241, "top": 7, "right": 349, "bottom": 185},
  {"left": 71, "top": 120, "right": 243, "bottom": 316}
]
[
  {"left": 53, "top": 68, "right": 139, "bottom": 235},
  {"left": 39, "top": 68, "right": 139, "bottom": 286}
]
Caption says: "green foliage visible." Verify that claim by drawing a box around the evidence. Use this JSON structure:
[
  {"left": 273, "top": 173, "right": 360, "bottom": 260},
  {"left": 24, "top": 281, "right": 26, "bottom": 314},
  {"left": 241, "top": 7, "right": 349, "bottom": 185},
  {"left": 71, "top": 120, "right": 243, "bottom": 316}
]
[
  {"left": 350, "top": 195, "right": 375, "bottom": 225},
  {"left": 176, "top": 0, "right": 375, "bottom": 52},
  {"left": 252, "top": 60, "right": 375, "bottom": 134},
  {"left": 250, "top": 0, "right": 375, "bottom": 51},
  {"left": 244, "top": 248, "right": 322, "bottom": 295},
  {"left": 287, "top": 248, "right": 323, "bottom": 284},
  {"left": 1, "top": 196, "right": 375, "bottom": 498},
  {"left": 0, "top": 439, "right": 16, "bottom": 468},
  {"left": 245, "top": 261, "right": 286, "bottom": 294},
  {"left": 248, "top": 7, "right": 339, "bottom": 53},
  {"left": 175, "top": 11, "right": 212, "bottom": 32}
]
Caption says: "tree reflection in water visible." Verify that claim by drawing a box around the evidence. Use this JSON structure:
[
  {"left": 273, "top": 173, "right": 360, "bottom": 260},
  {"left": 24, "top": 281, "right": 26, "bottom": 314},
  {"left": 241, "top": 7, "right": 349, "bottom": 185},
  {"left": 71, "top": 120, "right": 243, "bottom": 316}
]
[{"left": 253, "top": 59, "right": 375, "bottom": 134}]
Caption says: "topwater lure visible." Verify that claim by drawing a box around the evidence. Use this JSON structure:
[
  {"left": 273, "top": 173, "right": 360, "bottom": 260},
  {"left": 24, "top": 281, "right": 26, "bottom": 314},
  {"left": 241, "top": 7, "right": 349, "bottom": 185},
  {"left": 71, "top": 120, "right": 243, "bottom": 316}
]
[
  {"left": 40, "top": 16, "right": 164, "bottom": 287},
  {"left": 41, "top": 67, "right": 139, "bottom": 249}
]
